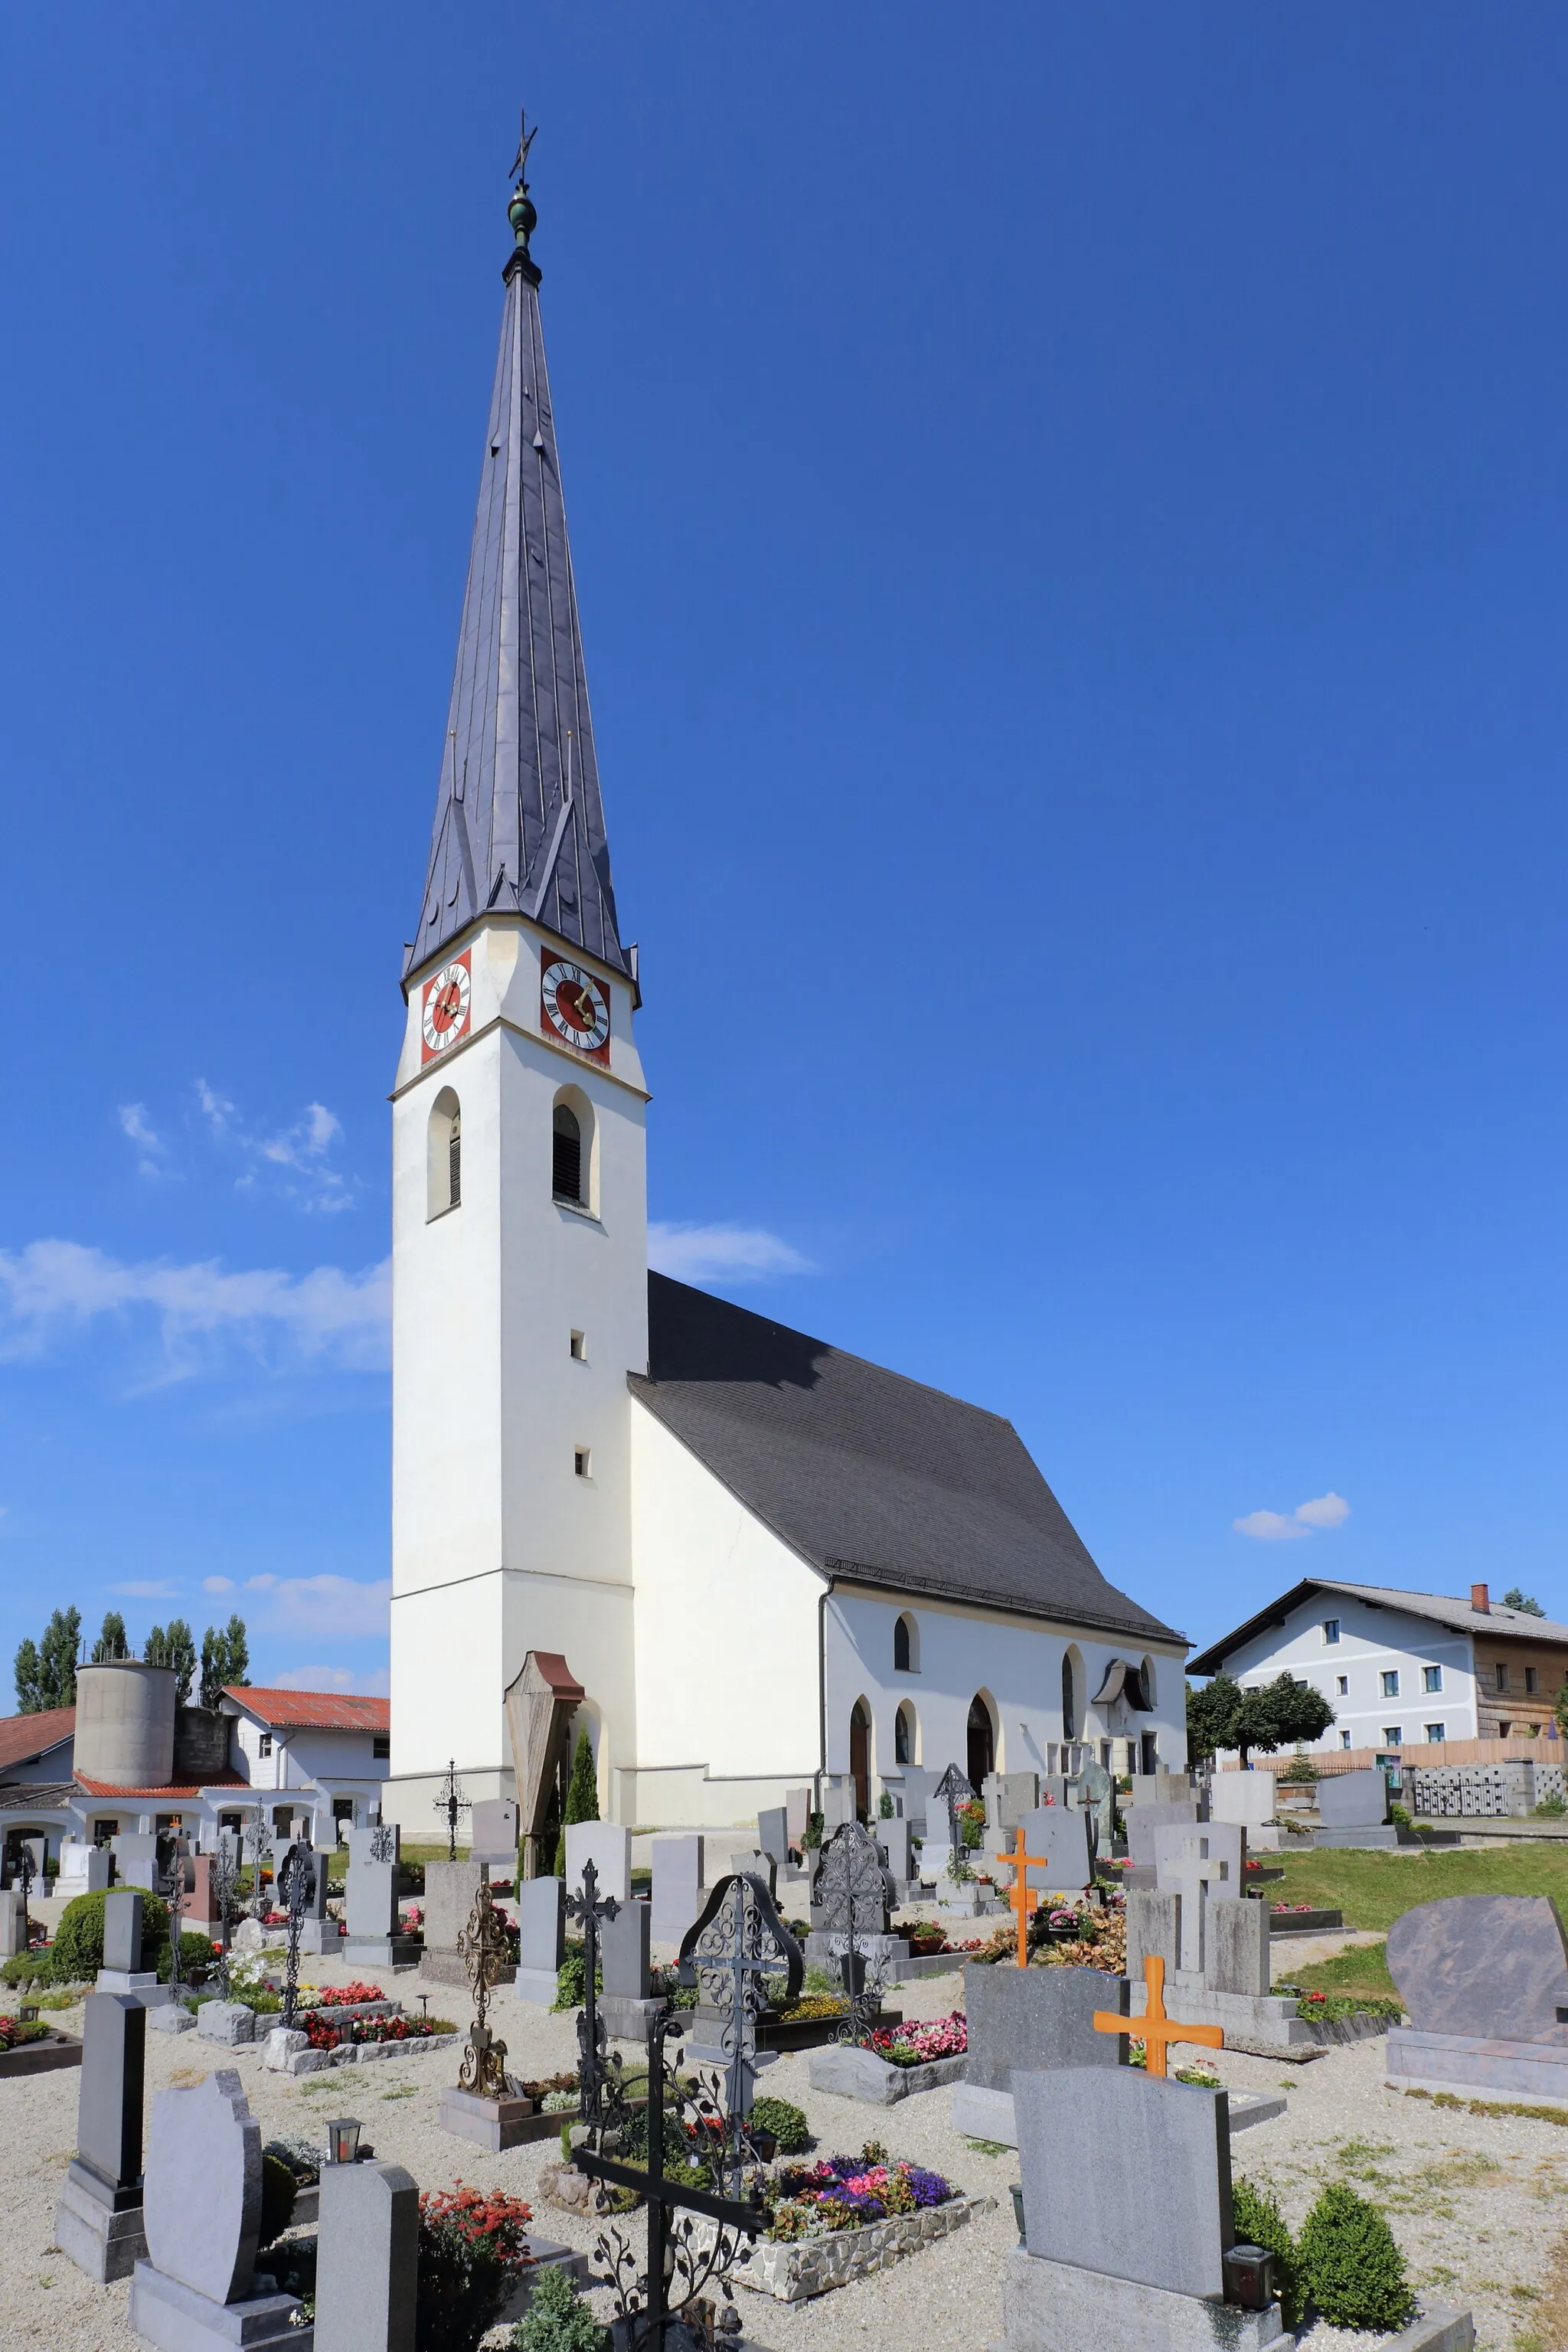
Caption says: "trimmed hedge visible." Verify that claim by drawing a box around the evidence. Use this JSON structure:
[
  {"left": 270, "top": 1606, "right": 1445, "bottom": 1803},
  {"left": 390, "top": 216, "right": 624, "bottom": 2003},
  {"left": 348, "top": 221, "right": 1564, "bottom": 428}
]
[
  {"left": 1231, "top": 2177, "right": 1302, "bottom": 2329},
  {"left": 1298, "top": 2182, "right": 1415, "bottom": 2331},
  {"left": 48, "top": 1890, "right": 171, "bottom": 1984}
]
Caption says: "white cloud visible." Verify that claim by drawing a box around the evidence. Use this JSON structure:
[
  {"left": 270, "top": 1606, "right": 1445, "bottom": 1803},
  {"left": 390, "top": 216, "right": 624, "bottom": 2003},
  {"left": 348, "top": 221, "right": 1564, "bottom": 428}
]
[
  {"left": 0, "top": 1239, "right": 391, "bottom": 1379},
  {"left": 186, "top": 1080, "right": 354, "bottom": 1212},
  {"left": 648, "top": 1222, "right": 812, "bottom": 1283},
  {"left": 109, "top": 1579, "right": 181, "bottom": 1599},
  {"left": 247, "top": 1575, "right": 391, "bottom": 1638},
  {"left": 1234, "top": 1491, "right": 1351, "bottom": 1542},
  {"left": 118, "top": 1103, "right": 168, "bottom": 1178},
  {"left": 203, "top": 1576, "right": 235, "bottom": 1593},
  {"left": 268, "top": 1663, "right": 389, "bottom": 1697}
]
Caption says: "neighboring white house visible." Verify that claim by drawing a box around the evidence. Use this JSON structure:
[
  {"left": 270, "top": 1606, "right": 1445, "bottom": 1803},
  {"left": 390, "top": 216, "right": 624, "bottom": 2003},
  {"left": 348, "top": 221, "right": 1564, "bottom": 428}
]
[
  {"left": 0, "top": 1683, "right": 390, "bottom": 1873},
  {"left": 385, "top": 174, "right": 1191, "bottom": 1841},
  {"left": 1188, "top": 1579, "right": 1568, "bottom": 1754}
]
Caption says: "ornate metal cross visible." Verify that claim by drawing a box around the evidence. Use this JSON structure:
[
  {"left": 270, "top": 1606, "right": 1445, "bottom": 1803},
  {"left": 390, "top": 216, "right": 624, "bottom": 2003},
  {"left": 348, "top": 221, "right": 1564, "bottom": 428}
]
[
  {"left": 211, "top": 1838, "right": 240, "bottom": 2000},
  {"left": 1093, "top": 1954, "right": 1224, "bottom": 2079},
  {"left": 933, "top": 1762, "right": 977, "bottom": 1850},
  {"left": 14, "top": 1845, "right": 36, "bottom": 1953},
  {"left": 434, "top": 1759, "right": 471, "bottom": 1864},
  {"left": 812, "top": 1822, "right": 891, "bottom": 2043},
  {"left": 277, "top": 1844, "right": 316, "bottom": 2029},
  {"left": 566, "top": 1856, "right": 620, "bottom": 2132},
  {"left": 165, "top": 1844, "right": 188, "bottom": 1999},
  {"left": 996, "top": 1824, "right": 1047, "bottom": 1968},
  {"left": 246, "top": 1813, "right": 273, "bottom": 1921},
  {"left": 456, "top": 1875, "right": 513, "bottom": 2099}
]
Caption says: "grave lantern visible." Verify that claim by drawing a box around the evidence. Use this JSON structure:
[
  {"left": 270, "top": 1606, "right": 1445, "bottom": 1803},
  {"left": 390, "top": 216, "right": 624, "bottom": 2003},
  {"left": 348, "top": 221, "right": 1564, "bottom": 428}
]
[
  {"left": 325, "top": 2117, "right": 363, "bottom": 2165},
  {"left": 1222, "top": 2243, "right": 1277, "bottom": 2310}
]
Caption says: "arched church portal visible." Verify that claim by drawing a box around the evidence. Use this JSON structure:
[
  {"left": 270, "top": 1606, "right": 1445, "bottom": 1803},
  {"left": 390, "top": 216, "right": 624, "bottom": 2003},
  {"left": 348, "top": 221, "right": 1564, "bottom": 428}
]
[
  {"left": 849, "top": 1697, "right": 872, "bottom": 1821},
  {"left": 966, "top": 1694, "right": 995, "bottom": 1788}
]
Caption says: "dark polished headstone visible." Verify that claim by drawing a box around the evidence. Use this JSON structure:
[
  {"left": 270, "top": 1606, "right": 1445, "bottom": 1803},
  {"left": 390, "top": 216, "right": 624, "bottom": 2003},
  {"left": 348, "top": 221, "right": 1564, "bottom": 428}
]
[{"left": 1387, "top": 1893, "right": 1568, "bottom": 2043}]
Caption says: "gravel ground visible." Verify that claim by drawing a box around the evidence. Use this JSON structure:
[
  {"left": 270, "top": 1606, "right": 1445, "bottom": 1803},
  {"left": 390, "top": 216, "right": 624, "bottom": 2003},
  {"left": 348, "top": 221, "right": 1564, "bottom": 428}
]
[{"left": 3, "top": 1952, "right": 1563, "bottom": 2352}]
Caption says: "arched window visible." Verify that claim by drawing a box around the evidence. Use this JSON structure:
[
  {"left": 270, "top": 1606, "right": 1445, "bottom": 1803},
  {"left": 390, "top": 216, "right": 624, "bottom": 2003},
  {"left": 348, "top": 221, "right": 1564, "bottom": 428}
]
[
  {"left": 553, "top": 1103, "right": 582, "bottom": 1203},
  {"left": 849, "top": 1698, "right": 872, "bottom": 1821},
  {"left": 967, "top": 1694, "right": 995, "bottom": 1787},
  {"left": 1061, "top": 1652, "right": 1077, "bottom": 1743},
  {"left": 427, "top": 1088, "right": 461, "bottom": 1219},
  {"left": 895, "top": 1700, "right": 916, "bottom": 1766},
  {"left": 893, "top": 1612, "right": 920, "bottom": 1674}
]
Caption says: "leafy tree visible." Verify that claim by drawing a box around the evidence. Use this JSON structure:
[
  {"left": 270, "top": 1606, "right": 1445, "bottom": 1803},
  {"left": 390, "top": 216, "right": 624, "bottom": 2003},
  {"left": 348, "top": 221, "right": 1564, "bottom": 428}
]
[
  {"left": 1186, "top": 1671, "right": 1334, "bottom": 1769},
  {"left": 1502, "top": 1586, "right": 1545, "bottom": 1617},
  {"left": 90, "top": 1611, "right": 129, "bottom": 1663},
  {"left": 553, "top": 1727, "right": 600, "bottom": 1874},
  {"left": 24, "top": 1609, "right": 83, "bottom": 1712},
  {"left": 145, "top": 1619, "right": 198, "bottom": 1707},
  {"left": 200, "top": 1616, "right": 250, "bottom": 1708},
  {"left": 13, "top": 1637, "right": 43, "bottom": 1713}
]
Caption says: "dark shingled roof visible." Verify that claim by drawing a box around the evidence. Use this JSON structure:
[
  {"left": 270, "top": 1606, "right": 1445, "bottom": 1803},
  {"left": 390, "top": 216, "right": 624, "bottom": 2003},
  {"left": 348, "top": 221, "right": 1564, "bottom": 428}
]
[
  {"left": 632, "top": 1275, "right": 1183, "bottom": 1646},
  {"left": 405, "top": 207, "right": 629, "bottom": 988}
]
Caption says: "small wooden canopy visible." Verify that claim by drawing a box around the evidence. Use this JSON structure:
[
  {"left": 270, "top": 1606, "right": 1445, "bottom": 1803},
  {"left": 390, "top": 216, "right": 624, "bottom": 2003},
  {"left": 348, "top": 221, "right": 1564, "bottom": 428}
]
[{"left": 504, "top": 1651, "right": 585, "bottom": 1879}]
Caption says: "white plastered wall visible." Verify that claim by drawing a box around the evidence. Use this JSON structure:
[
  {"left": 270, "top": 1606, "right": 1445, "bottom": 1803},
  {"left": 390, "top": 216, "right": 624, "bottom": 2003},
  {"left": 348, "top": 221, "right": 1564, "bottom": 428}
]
[
  {"left": 1217, "top": 1592, "right": 1479, "bottom": 1749},
  {"left": 823, "top": 1585, "right": 1188, "bottom": 1790},
  {"left": 625, "top": 1402, "right": 825, "bottom": 1826}
]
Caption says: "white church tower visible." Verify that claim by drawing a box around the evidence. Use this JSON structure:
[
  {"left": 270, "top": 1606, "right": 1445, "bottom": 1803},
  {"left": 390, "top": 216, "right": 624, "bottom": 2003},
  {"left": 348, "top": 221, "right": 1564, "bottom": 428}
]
[{"left": 385, "top": 149, "right": 648, "bottom": 1832}]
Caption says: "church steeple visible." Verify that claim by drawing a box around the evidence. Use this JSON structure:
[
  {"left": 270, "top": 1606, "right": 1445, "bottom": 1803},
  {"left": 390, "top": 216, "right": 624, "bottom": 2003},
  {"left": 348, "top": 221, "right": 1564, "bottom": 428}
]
[{"left": 407, "top": 125, "right": 631, "bottom": 985}]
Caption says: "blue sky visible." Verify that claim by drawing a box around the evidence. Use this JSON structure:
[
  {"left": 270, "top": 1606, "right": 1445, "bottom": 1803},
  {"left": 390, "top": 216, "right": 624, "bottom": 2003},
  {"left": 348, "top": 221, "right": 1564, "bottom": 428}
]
[{"left": 2, "top": 8, "right": 1566, "bottom": 1700}]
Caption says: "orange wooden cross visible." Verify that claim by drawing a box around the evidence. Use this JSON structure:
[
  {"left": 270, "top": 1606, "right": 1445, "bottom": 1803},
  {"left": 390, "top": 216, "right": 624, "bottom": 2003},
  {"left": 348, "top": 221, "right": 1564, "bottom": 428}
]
[
  {"left": 995, "top": 1824, "right": 1049, "bottom": 1968},
  {"left": 1093, "top": 1955, "right": 1225, "bottom": 2079}
]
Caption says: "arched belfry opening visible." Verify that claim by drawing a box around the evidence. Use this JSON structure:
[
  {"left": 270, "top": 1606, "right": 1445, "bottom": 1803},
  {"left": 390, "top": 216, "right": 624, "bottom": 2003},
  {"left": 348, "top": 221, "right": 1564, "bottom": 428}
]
[{"left": 552, "top": 1102, "right": 582, "bottom": 1202}]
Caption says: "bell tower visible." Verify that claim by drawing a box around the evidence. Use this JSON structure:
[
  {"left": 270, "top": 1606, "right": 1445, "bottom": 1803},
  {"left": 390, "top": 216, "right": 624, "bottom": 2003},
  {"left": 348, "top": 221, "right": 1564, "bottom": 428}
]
[{"left": 384, "top": 129, "right": 648, "bottom": 1831}]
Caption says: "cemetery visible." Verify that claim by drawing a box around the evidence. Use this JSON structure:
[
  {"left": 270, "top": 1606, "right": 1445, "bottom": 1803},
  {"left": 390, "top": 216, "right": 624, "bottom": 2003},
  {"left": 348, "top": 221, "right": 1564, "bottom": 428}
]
[{"left": 6, "top": 1777, "right": 1568, "bottom": 2350}]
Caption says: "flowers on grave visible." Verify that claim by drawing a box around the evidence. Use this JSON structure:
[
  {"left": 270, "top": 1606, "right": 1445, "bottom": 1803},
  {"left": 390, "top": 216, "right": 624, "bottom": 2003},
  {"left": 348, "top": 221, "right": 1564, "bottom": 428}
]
[
  {"left": 404, "top": 1903, "right": 423, "bottom": 1929},
  {"left": 416, "top": 2185, "right": 536, "bottom": 2352},
  {"left": 766, "top": 2145, "right": 956, "bottom": 2237},
  {"left": 864, "top": 2010, "right": 968, "bottom": 2068},
  {"left": 295, "top": 1980, "right": 386, "bottom": 2007},
  {"left": 0, "top": 2014, "right": 51, "bottom": 2051},
  {"left": 956, "top": 1800, "right": 986, "bottom": 1851},
  {"left": 302, "top": 2009, "right": 451, "bottom": 2050}
]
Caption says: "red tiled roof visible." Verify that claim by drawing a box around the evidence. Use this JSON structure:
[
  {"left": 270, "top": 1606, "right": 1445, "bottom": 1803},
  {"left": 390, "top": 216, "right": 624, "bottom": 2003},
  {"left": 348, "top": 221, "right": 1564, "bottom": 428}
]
[
  {"left": 0, "top": 1706, "right": 77, "bottom": 1777},
  {"left": 76, "top": 1770, "right": 250, "bottom": 1800},
  {"left": 224, "top": 1686, "right": 390, "bottom": 1733}
]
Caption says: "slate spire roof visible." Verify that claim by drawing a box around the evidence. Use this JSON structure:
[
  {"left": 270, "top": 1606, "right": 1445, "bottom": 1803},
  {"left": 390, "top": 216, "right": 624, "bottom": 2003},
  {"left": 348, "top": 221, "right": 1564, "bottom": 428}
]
[{"left": 406, "top": 155, "right": 629, "bottom": 984}]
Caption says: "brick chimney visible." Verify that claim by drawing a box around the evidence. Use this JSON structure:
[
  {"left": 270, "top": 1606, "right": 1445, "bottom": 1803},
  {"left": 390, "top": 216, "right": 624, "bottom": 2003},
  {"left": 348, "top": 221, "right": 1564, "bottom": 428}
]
[{"left": 1472, "top": 1582, "right": 1490, "bottom": 1614}]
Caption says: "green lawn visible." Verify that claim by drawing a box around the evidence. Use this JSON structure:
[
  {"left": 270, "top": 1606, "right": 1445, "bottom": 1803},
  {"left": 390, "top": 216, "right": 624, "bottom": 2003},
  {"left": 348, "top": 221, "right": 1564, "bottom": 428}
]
[
  {"left": 1275, "top": 1942, "right": 1399, "bottom": 2002},
  {"left": 1268, "top": 1839, "right": 1568, "bottom": 1932}
]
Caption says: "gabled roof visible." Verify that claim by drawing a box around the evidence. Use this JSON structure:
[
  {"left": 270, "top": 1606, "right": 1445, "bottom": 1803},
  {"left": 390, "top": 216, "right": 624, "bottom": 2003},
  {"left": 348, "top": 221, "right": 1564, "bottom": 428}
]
[
  {"left": 223, "top": 1687, "right": 390, "bottom": 1734},
  {"left": 0, "top": 1780, "right": 77, "bottom": 1812},
  {"left": 632, "top": 1275, "right": 1183, "bottom": 1646},
  {"left": 76, "top": 1771, "right": 250, "bottom": 1799},
  {"left": 0, "top": 1705, "right": 76, "bottom": 1779},
  {"left": 405, "top": 181, "right": 629, "bottom": 987},
  {"left": 1188, "top": 1578, "right": 1568, "bottom": 1677}
]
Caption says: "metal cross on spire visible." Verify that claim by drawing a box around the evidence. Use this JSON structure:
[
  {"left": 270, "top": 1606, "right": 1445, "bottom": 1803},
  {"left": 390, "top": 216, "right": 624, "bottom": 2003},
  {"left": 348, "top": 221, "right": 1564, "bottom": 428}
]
[{"left": 510, "top": 106, "right": 538, "bottom": 189}]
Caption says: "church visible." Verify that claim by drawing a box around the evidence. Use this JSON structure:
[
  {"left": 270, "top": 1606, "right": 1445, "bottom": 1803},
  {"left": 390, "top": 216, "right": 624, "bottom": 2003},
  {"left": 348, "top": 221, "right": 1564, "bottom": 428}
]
[{"left": 384, "top": 160, "right": 1187, "bottom": 1848}]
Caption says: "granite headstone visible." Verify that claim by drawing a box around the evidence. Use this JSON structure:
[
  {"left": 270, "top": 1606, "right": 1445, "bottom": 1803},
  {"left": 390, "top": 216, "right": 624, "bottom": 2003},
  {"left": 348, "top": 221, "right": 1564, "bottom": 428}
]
[
  {"left": 313, "top": 2158, "right": 418, "bottom": 2352},
  {"left": 469, "top": 1798, "right": 519, "bottom": 1864},
  {"left": 564, "top": 1821, "right": 630, "bottom": 1906},
  {"left": 1387, "top": 1893, "right": 1568, "bottom": 2041},
  {"left": 513, "top": 1875, "right": 566, "bottom": 2004},
  {"left": 1125, "top": 1800, "right": 1200, "bottom": 1870},
  {"left": 1317, "top": 1769, "right": 1389, "bottom": 1830},
  {"left": 54, "top": 1992, "right": 148, "bottom": 2282},
  {"left": 1016, "top": 1806, "right": 1093, "bottom": 1892},
  {"left": 649, "top": 1835, "right": 704, "bottom": 1945}
]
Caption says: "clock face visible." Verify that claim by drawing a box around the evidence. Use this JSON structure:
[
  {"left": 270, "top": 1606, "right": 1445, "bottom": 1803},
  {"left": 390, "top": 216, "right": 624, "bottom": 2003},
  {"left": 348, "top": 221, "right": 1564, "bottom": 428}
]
[
  {"left": 541, "top": 952, "right": 611, "bottom": 1063},
  {"left": 420, "top": 954, "right": 472, "bottom": 1063}
]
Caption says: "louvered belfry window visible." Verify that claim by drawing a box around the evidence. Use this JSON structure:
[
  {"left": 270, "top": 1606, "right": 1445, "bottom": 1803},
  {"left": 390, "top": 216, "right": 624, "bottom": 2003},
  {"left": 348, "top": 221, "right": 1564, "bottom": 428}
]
[
  {"left": 553, "top": 1104, "right": 582, "bottom": 1202},
  {"left": 448, "top": 1110, "right": 462, "bottom": 1209}
]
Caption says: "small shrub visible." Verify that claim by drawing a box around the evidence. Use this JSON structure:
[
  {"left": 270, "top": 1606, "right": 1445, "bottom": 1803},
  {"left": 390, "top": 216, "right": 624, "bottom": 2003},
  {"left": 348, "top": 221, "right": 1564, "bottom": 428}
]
[
  {"left": 51, "top": 1890, "right": 169, "bottom": 1983},
  {"left": 257, "top": 2153, "right": 297, "bottom": 2249},
  {"left": 508, "top": 2262, "right": 606, "bottom": 2352},
  {"left": 1534, "top": 1794, "right": 1568, "bottom": 1818},
  {"left": 1298, "top": 2181, "right": 1415, "bottom": 2330},
  {"left": 749, "top": 2096, "right": 811, "bottom": 2152},
  {"left": 1388, "top": 1802, "right": 1412, "bottom": 1829},
  {"left": 1231, "top": 2176, "right": 1302, "bottom": 2328}
]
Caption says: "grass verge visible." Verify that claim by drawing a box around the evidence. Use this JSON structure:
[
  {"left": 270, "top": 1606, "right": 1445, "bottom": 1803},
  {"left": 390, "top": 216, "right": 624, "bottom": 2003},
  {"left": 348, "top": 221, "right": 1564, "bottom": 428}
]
[{"left": 1266, "top": 1841, "right": 1568, "bottom": 1932}]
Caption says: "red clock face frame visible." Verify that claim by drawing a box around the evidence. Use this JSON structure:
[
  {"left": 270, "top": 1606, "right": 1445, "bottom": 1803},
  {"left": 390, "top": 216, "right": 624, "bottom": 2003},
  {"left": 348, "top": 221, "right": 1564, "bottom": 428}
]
[
  {"left": 540, "top": 948, "right": 611, "bottom": 1064},
  {"left": 420, "top": 952, "right": 472, "bottom": 1063}
]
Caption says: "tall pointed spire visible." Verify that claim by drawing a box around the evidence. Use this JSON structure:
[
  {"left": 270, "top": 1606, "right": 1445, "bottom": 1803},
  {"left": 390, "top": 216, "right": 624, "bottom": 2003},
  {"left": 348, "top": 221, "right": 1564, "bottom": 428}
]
[{"left": 406, "top": 122, "right": 630, "bottom": 984}]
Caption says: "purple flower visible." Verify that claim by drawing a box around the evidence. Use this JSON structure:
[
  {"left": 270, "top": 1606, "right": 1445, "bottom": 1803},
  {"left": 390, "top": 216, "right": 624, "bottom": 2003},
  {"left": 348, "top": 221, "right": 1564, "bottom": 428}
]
[{"left": 903, "top": 2166, "right": 951, "bottom": 2207}]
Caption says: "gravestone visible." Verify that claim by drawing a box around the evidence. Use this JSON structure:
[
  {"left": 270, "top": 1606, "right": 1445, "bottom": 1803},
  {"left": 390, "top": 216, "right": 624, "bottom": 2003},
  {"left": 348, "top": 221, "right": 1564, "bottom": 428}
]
[
  {"left": 1385, "top": 1893, "right": 1568, "bottom": 2102},
  {"left": 54, "top": 1993, "right": 149, "bottom": 2282},
  {"left": 277, "top": 1840, "right": 336, "bottom": 1955},
  {"left": 875, "top": 1815, "right": 913, "bottom": 1881},
  {"left": 1074, "top": 1757, "right": 1116, "bottom": 1858},
  {"left": 418, "top": 1859, "right": 492, "bottom": 1988},
  {"left": 129, "top": 2069, "right": 304, "bottom": 2352},
  {"left": 728, "top": 1847, "right": 777, "bottom": 1896},
  {"left": 756, "top": 1806, "right": 790, "bottom": 1866},
  {"left": 650, "top": 1834, "right": 704, "bottom": 1946},
  {"left": 807, "top": 1821, "right": 904, "bottom": 1972},
  {"left": 0, "top": 1882, "right": 23, "bottom": 1959},
  {"left": 99, "top": 1887, "right": 164, "bottom": 2005},
  {"left": 1207, "top": 1894, "right": 1271, "bottom": 1998},
  {"left": 564, "top": 1820, "right": 630, "bottom": 1906},
  {"left": 313, "top": 2158, "right": 419, "bottom": 2352},
  {"left": 1126, "top": 1770, "right": 1193, "bottom": 1808},
  {"left": 112, "top": 1831, "right": 160, "bottom": 1892},
  {"left": 512, "top": 1876, "right": 567, "bottom": 2004},
  {"left": 470, "top": 1798, "right": 519, "bottom": 1864},
  {"left": 1151, "top": 1823, "right": 1243, "bottom": 1974},
  {"left": 897, "top": 1765, "right": 936, "bottom": 1834},
  {"left": 1125, "top": 1890, "right": 1310, "bottom": 2062},
  {"left": 345, "top": 1824, "right": 416, "bottom": 1967},
  {"left": 1125, "top": 1799, "right": 1200, "bottom": 1870},
  {"left": 1209, "top": 1770, "right": 1279, "bottom": 1850},
  {"left": 58, "top": 1838, "right": 113, "bottom": 1896},
  {"left": 599, "top": 1898, "right": 661, "bottom": 2041},
  {"left": 1016, "top": 1806, "right": 1093, "bottom": 1892},
  {"left": 1317, "top": 1767, "right": 1396, "bottom": 1848},
  {"left": 819, "top": 1777, "right": 858, "bottom": 1831},
  {"left": 952, "top": 1962, "right": 1127, "bottom": 2145},
  {"left": 985, "top": 1772, "right": 1041, "bottom": 1843},
  {"left": 785, "top": 1787, "right": 812, "bottom": 1847}
]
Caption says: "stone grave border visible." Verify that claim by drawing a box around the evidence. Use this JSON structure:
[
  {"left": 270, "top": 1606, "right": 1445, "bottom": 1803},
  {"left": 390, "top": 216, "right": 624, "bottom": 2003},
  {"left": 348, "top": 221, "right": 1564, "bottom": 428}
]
[
  {"left": 699, "top": 2190, "right": 995, "bottom": 2301},
  {"left": 807, "top": 2042, "right": 969, "bottom": 2105},
  {"left": 0, "top": 2027, "right": 83, "bottom": 2078}
]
